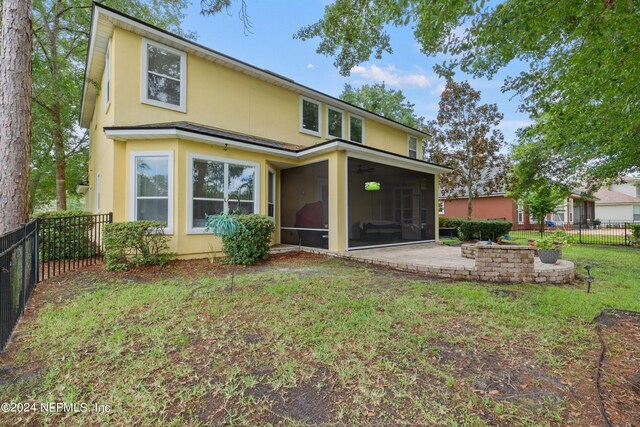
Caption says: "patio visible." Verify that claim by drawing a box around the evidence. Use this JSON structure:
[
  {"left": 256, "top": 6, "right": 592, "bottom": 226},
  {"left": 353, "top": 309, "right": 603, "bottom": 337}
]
[{"left": 279, "top": 242, "right": 575, "bottom": 284}]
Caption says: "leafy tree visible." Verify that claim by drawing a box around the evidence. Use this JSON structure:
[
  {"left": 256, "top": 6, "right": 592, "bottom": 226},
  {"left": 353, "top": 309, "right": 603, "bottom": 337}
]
[
  {"left": 30, "top": 0, "right": 192, "bottom": 211},
  {"left": 295, "top": 0, "right": 640, "bottom": 184},
  {"left": 0, "top": 0, "right": 32, "bottom": 234},
  {"left": 339, "top": 82, "right": 423, "bottom": 128},
  {"left": 518, "top": 184, "right": 569, "bottom": 235},
  {"left": 424, "top": 80, "right": 507, "bottom": 219}
]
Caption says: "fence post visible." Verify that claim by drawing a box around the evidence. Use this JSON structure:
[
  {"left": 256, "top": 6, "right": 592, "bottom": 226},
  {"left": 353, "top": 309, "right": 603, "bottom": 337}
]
[
  {"left": 34, "top": 219, "right": 39, "bottom": 285},
  {"left": 20, "top": 223, "right": 27, "bottom": 315},
  {"left": 579, "top": 222, "right": 582, "bottom": 244}
]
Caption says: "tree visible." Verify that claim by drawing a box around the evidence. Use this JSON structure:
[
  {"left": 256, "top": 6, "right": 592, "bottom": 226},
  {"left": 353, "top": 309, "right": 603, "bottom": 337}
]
[
  {"left": 30, "top": 0, "right": 192, "bottom": 211},
  {"left": 0, "top": 0, "right": 32, "bottom": 234},
  {"left": 424, "top": 80, "right": 507, "bottom": 219},
  {"left": 339, "top": 83, "right": 422, "bottom": 128},
  {"left": 518, "top": 184, "right": 568, "bottom": 235},
  {"left": 295, "top": 1, "right": 640, "bottom": 185}
]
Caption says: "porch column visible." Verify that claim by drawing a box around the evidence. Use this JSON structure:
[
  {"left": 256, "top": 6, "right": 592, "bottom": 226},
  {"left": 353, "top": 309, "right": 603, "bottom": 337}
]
[{"left": 328, "top": 151, "right": 347, "bottom": 252}]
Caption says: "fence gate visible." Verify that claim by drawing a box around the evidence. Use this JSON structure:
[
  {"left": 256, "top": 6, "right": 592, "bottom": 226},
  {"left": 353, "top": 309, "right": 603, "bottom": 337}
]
[{"left": 0, "top": 213, "right": 112, "bottom": 351}]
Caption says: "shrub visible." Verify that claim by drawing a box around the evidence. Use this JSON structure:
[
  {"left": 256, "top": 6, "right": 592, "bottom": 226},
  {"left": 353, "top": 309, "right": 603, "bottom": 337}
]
[
  {"left": 36, "top": 210, "right": 96, "bottom": 261},
  {"left": 103, "top": 221, "right": 174, "bottom": 271},
  {"left": 457, "top": 220, "right": 512, "bottom": 241},
  {"left": 220, "top": 214, "right": 275, "bottom": 265},
  {"left": 630, "top": 224, "right": 640, "bottom": 244},
  {"left": 439, "top": 217, "right": 466, "bottom": 228}
]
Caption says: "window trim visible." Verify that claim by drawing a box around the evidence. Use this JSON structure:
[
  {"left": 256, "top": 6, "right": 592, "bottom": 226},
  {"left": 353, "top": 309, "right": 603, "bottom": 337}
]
[
  {"left": 186, "top": 152, "right": 260, "bottom": 234},
  {"left": 348, "top": 114, "right": 365, "bottom": 144},
  {"left": 141, "top": 38, "right": 187, "bottom": 113},
  {"left": 104, "top": 40, "right": 110, "bottom": 109},
  {"left": 407, "top": 135, "right": 418, "bottom": 159},
  {"left": 300, "top": 96, "right": 322, "bottom": 137},
  {"left": 517, "top": 202, "right": 524, "bottom": 224},
  {"left": 326, "top": 105, "right": 344, "bottom": 139},
  {"left": 130, "top": 150, "right": 174, "bottom": 234},
  {"left": 268, "top": 166, "right": 276, "bottom": 220}
]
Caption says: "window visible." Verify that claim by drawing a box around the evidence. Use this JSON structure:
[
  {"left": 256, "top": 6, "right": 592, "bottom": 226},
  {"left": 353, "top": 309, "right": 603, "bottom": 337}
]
[
  {"left": 300, "top": 97, "right": 321, "bottom": 136},
  {"left": 517, "top": 202, "right": 524, "bottom": 224},
  {"left": 104, "top": 41, "right": 110, "bottom": 107},
  {"left": 438, "top": 201, "right": 445, "bottom": 215},
  {"left": 408, "top": 136, "right": 418, "bottom": 159},
  {"left": 96, "top": 172, "right": 101, "bottom": 212},
  {"left": 326, "top": 106, "right": 343, "bottom": 138},
  {"left": 188, "top": 154, "right": 258, "bottom": 232},
  {"left": 131, "top": 152, "right": 173, "bottom": 233},
  {"left": 568, "top": 199, "right": 574, "bottom": 223},
  {"left": 551, "top": 202, "right": 567, "bottom": 223},
  {"left": 141, "top": 39, "right": 186, "bottom": 111},
  {"left": 634, "top": 205, "right": 640, "bottom": 221},
  {"left": 349, "top": 114, "right": 364, "bottom": 144},
  {"left": 268, "top": 168, "right": 276, "bottom": 219}
]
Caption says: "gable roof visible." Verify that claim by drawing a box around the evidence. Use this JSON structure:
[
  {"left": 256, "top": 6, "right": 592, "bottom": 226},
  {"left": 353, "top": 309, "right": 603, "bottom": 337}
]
[
  {"left": 80, "top": 3, "right": 430, "bottom": 138},
  {"left": 593, "top": 187, "right": 640, "bottom": 205}
]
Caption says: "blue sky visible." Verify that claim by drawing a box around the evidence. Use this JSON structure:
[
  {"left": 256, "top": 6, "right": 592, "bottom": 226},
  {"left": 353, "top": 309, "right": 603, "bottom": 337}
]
[{"left": 182, "top": 1, "right": 531, "bottom": 145}]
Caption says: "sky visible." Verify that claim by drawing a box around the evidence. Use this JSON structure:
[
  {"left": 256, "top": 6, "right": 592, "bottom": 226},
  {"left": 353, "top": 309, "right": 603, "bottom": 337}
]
[{"left": 181, "top": 1, "right": 532, "bottom": 146}]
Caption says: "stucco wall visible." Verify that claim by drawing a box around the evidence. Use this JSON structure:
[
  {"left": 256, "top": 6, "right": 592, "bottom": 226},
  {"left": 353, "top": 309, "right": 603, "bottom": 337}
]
[{"left": 595, "top": 205, "right": 634, "bottom": 222}]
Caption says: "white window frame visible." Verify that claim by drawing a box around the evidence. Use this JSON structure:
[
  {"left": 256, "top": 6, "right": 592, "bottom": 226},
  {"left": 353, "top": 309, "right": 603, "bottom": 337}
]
[
  {"left": 96, "top": 171, "right": 101, "bottom": 212},
  {"left": 141, "top": 38, "right": 187, "bottom": 112},
  {"left": 408, "top": 135, "right": 418, "bottom": 159},
  {"left": 517, "top": 202, "right": 524, "bottom": 224},
  {"left": 187, "top": 153, "right": 260, "bottom": 234},
  {"left": 300, "top": 96, "right": 322, "bottom": 136},
  {"left": 348, "top": 114, "right": 365, "bottom": 144},
  {"left": 130, "top": 151, "right": 174, "bottom": 234},
  {"left": 438, "top": 201, "right": 445, "bottom": 215},
  {"left": 104, "top": 40, "right": 110, "bottom": 108},
  {"left": 326, "top": 105, "right": 344, "bottom": 139},
  {"left": 268, "top": 167, "right": 276, "bottom": 220},
  {"left": 568, "top": 199, "right": 574, "bottom": 223}
]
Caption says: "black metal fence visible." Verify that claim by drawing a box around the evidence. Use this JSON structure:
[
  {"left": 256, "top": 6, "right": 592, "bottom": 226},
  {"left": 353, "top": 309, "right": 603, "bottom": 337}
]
[
  {"left": 0, "top": 213, "right": 112, "bottom": 351},
  {"left": 509, "top": 221, "right": 639, "bottom": 246}
]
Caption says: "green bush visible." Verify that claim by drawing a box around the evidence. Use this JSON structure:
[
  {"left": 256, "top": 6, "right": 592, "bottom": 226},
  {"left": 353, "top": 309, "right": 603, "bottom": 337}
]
[
  {"left": 103, "top": 221, "right": 174, "bottom": 271},
  {"left": 220, "top": 214, "right": 275, "bottom": 266},
  {"left": 439, "top": 217, "right": 466, "bottom": 228},
  {"left": 457, "top": 220, "right": 513, "bottom": 241},
  {"left": 630, "top": 224, "right": 640, "bottom": 244},
  {"left": 37, "top": 211, "right": 96, "bottom": 261}
]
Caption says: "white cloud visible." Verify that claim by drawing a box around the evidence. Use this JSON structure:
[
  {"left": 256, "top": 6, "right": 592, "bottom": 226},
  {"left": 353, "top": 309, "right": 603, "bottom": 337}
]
[
  {"left": 307, "top": 63, "right": 314, "bottom": 69},
  {"left": 350, "top": 64, "right": 433, "bottom": 88},
  {"left": 430, "top": 84, "right": 446, "bottom": 96},
  {"left": 500, "top": 119, "right": 533, "bottom": 129}
]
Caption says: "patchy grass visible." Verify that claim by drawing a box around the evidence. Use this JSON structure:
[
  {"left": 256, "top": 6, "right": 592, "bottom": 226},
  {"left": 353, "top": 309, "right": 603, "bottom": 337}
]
[{"left": 0, "top": 247, "right": 638, "bottom": 426}]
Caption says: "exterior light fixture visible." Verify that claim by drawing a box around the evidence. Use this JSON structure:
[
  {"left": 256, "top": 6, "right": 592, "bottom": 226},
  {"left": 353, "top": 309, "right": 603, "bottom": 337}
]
[
  {"left": 365, "top": 182, "right": 381, "bottom": 191},
  {"left": 585, "top": 264, "right": 594, "bottom": 293}
]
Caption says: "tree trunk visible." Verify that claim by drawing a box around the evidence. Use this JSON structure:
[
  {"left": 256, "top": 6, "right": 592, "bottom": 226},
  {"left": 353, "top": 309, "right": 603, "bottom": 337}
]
[
  {"left": 52, "top": 100, "right": 67, "bottom": 210},
  {"left": 0, "top": 0, "right": 32, "bottom": 234}
]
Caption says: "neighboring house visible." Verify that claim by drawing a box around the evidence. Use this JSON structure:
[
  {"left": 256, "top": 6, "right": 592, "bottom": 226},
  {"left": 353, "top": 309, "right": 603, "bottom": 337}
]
[
  {"left": 81, "top": 4, "right": 451, "bottom": 257},
  {"left": 440, "top": 191, "right": 596, "bottom": 229},
  {"left": 593, "top": 177, "right": 640, "bottom": 222}
]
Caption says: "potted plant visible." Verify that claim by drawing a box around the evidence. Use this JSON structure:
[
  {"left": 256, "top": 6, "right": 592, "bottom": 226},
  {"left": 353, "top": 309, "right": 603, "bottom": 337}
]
[{"left": 534, "top": 231, "right": 572, "bottom": 264}]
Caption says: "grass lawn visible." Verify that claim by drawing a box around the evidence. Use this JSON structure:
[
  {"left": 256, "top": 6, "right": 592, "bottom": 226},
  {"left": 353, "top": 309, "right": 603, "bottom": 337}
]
[{"left": 0, "top": 246, "right": 638, "bottom": 425}]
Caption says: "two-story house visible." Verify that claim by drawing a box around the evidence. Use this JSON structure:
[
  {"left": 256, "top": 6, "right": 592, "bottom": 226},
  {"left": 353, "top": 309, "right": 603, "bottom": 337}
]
[
  {"left": 593, "top": 176, "right": 640, "bottom": 222},
  {"left": 81, "top": 4, "right": 451, "bottom": 258}
]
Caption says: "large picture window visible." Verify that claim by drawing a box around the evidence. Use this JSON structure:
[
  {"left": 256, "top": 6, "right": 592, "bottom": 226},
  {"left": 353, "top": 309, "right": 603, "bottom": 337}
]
[
  {"left": 188, "top": 154, "right": 258, "bottom": 232},
  {"left": 142, "top": 39, "right": 186, "bottom": 111},
  {"left": 300, "top": 97, "right": 321, "bottom": 136},
  {"left": 131, "top": 152, "right": 173, "bottom": 233}
]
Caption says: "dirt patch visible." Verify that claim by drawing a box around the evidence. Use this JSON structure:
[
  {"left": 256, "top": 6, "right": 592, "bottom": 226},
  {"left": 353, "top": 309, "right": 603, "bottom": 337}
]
[{"left": 595, "top": 310, "right": 640, "bottom": 427}]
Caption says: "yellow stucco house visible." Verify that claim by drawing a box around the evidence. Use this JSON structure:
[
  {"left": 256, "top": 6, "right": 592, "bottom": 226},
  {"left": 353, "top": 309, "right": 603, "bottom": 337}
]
[{"left": 81, "top": 4, "right": 451, "bottom": 258}]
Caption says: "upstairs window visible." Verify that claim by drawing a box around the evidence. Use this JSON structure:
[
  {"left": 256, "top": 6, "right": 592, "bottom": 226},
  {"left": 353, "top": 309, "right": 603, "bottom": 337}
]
[
  {"left": 408, "top": 136, "right": 418, "bottom": 159},
  {"left": 349, "top": 114, "right": 364, "bottom": 144},
  {"left": 142, "top": 39, "right": 186, "bottom": 111},
  {"left": 327, "top": 106, "right": 343, "bottom": 138},
  {"left": 300, "top": 97, "right": 321, "bottom": 136}
]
